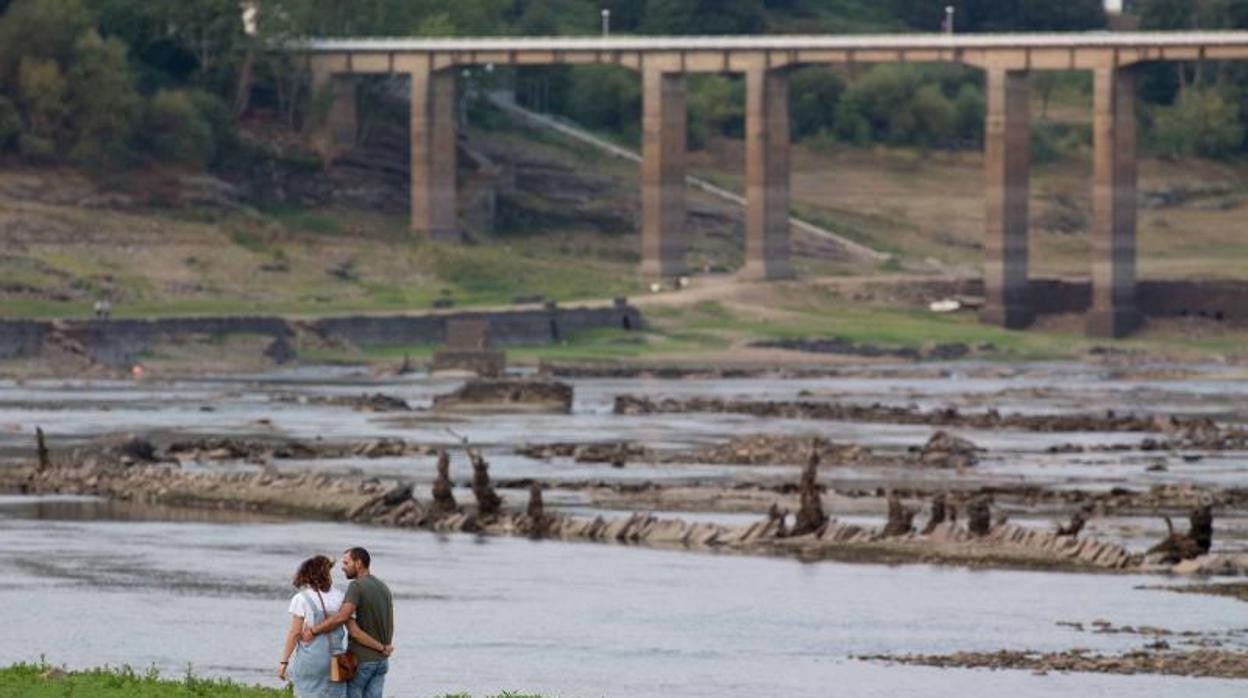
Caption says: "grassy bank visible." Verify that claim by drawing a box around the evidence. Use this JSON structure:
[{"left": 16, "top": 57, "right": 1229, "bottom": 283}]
[
  {"left": 306, "top": 287, "right": 1248, "bottom": 369},
  {"left": 0, "top": 662, "right": 548, "bottom": 698}
]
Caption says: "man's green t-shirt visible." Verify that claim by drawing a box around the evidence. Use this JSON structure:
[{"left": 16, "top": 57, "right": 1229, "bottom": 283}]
[{"left": 344, "top": 575, "right": 393, "bottom": 663}]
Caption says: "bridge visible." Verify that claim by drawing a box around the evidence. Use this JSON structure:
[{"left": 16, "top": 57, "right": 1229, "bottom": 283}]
[{"left": 295, "top": 32, "right": 1248, "bottom": 337}]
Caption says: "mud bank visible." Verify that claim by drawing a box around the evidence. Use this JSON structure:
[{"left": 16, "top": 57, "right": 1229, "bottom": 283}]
[
  {"left": 860, "top": 648, "right": 1248, "bottom": 680},
  {"left": 518, "top": 431, "right": 978, "bottom": 468},
  {"left": 6, "top": 456, "right": 1241, "bottom": 575},
  {"left": 614, "top": 396, "right": 1248, "bottom": 445}
]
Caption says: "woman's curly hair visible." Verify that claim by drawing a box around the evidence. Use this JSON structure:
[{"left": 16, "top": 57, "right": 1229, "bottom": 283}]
[{"left": 292, "top": 555, "right": 333, "bottom": 592}]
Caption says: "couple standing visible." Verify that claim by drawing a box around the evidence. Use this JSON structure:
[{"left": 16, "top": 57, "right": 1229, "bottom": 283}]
[{"left": 278, "top": 547, "right": 395, "bottom": 698}]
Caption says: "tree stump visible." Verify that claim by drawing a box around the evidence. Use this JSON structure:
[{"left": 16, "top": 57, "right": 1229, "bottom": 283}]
[
  {"left": 791, "top": 446, "right": 828, "bottom": 536},
  {"left": 883, "top": 490, "right": 916, "bottom": 537},
  {"left": 431, "top": 450, "right": 458, "bottom": 515},
  {"left": 1057, "top": 506, "right": 1091, "bottom": 537},
  {"left": 35, "top": 427, "right": 50, "bottom": 470},
  {"left": 921, "top": 493, "right": 949, "bottom": 535},
  {"left": 768, "top": 502, "right": 790, "bottom": 538},
  {"left": 1189, "top": 499, "right": 1213, "bottom": 554},
  {"left": 1148, "top": 515, "right": 1205, "bottom": 563},
  {"left": 470, "top": 449, "right": 502, "bottom": 518},
  {"left": 967, "top": 496, "right": 992, "bottom": 537},
  {"left": 525, "top": 482, "right": 552, "bottom": 537}
]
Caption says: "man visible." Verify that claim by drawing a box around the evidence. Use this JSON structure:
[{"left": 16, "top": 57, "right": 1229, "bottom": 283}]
[{"left": 305, "top": 547, "right": 394, "bottom": 698}]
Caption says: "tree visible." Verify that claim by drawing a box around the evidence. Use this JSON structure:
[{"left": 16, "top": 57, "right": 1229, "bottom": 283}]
[
  {"left": 17, "top": 57, "right": 68, "bottom": 141},
  {"left": 1151, "top": 87, "right": 1245, "bottom": 158},
  {"left": 890, "top": 0, "right": 1105, "bottom": 32},
  {"left": 66, "top": 28, "right": 139, "bottom": 166},
  {"left": 790, "top": 67, "right": 845, "bottom": 140},
  {"left": 144, "top": 89, "right": 217, "bottom": 166},
  {"left": 0, "top": 0, "right": 92, "bottom": 85},
  {"left": 0, "top": 95, "right": 19, "bottom": 152}
]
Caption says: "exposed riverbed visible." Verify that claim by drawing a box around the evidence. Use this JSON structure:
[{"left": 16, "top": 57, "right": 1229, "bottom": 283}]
[{"left": 1, "top": 362, "right": 1246, "bottom": 694}]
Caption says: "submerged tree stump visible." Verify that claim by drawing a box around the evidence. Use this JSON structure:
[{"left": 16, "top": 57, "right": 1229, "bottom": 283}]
[
  {"left": 470, "top": 449, "right": 502, "bottom": 518},
  {"left": 791, "top": 446, "right": 828, "bottom": 537},
  {"left": 1057, "top": 506, "right": 1092, "bottom": 537},
  {"left": 35, "top": 427, "right": 49, "bottom": 470},
  {"left": 921, "top": 493, "right": 950, "bottom": 535},
  {"left": 1148, "top": 499, "right": 1215, "bottom": 563},
  {"left": 883, "top": 490, "right": 917, "bottom": 537},
  {"left": 524, "top": 482, "right": 553, "bottom": 537},
  {"left": 1190, "top": 498, "right": 1214, "bottom": 554},
  {"left": 967, "top": 496, "right": 992, "bottom": 537},
  {"left": 768, "top": 503, "right": 790, "bottom": 538},
  {"left": 431, "top": 450, "right": 458, "bottom": 515}
]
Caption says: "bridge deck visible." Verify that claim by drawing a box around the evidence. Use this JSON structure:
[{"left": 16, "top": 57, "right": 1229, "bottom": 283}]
[
  {"left": 293, "top": 31, "right": 1248, "bottom": 72},
  {"left": 294, "top": 31, "right": 1248, "bottom": 52}
]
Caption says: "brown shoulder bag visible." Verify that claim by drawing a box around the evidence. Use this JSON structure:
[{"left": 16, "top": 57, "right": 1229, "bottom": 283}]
[{"left": 315, "top": 591, "right": 358, "bottom": 682}]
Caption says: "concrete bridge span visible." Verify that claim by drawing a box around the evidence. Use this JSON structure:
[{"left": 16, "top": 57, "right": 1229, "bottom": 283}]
[{"left": 295, "top": 32, "right": 1248, "bottom": 337}]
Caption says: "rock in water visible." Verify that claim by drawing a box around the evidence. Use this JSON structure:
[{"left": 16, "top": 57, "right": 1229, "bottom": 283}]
[
  {"left": 433, "top": 379, "right": 573, "bottom": 414},
  {"left": 915, "top": 431, "right": 979, "bottom": 469}
]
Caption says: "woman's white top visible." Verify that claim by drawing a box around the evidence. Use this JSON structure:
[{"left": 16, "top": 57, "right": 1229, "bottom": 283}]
[{"left": 288, "top": 586, "right": 347, "bottom": 653}]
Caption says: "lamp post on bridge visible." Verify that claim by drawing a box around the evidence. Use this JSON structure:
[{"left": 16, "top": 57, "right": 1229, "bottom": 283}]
[
  {"left": 942, "top": 6, "right": 955, "bottom": 35},
  {"left": 602, "top": 9, "right": 611, "bottom": 37}
]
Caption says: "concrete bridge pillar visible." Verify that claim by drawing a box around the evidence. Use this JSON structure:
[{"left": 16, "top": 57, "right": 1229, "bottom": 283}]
[
  {"left": 640, "top": 66, "right": 688, "bottom": 279},
  {"left": 743, "top": 67, "right": 794, "bottom": 280},
  {"left": 980, "top": 68, "right": 1033, "bottom": 329},
  {"left": 1088, "top": 65, "right": 1140, "bottom": 338},
  {"left": 309, "top": 71, "right": 358, "bottom": 162},
  {"left": 411, "top": 66, "right": 460, "bottom": 242}
]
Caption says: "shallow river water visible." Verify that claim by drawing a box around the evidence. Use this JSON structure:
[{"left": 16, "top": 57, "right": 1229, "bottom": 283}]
[
  {"left": 1, "top": 363, "right": 1247, "bottom": 695},
  {"left": 1, "top": 495, "right": 1246, "bottom": 698}
]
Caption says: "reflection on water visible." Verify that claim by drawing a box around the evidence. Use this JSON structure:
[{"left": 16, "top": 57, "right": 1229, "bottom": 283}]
[{"left": 1, "top": 496, "right": 1246, "bottom": 697}]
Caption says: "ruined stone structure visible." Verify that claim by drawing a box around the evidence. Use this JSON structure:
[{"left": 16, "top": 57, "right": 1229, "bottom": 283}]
[
  {"left": 430, "top": 316, "right": 506, "bottom": 377},
  {"left": 297, "top": 32, "right": 1248, "bottom": 337}
]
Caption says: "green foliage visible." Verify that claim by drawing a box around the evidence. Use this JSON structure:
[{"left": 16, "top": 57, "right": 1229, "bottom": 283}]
[
  {"left": 16, "top": 56, "right": 67, "bottom": 140},
  {"left": 790, "top": 67, "right": 845, "bottom": 140},
  {"left": 889, "top": 0, "right": 1105, "bottom": 32},
  {"left": 0, "top": 662, "right": 288, "bottom": 697},
  {"left": 17, "top": 132, "right": 55, "bottom": 160},
  {"left": 0, "top": 95, "right": 18, "bottom": 151},
  {"left": 0, "top": 0, "right": 92, "bottom": 79},
  {"left": 688, "top": 74, "right": 744, "bottom": 146},
  {"left": 832, "top": 64, "right": 980, "bottom": 149},
  {"left": 564, "top": 65, "right": 641, "bottom": 140},
  {"left": 952, "top": 83, "right": 984, "bottom": 147},
  {"left": 143, "top": 89, "right": 217, "bottom": 166},
  {"left": 67, "top": 28, "right": 139, "bottom": 167},
  {"left": 643, "top": 0, "right": 766, "bottom": 33},
  {"left": 1149, "top": 87, "right": 1245, "bottom": 159}
]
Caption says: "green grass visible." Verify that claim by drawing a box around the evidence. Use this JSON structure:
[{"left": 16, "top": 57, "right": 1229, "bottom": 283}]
[
  {"left": 0, "top": 662, "right": 550, "bottom": 698},
  {"left": 0, "top": 662, "right": 285, "bottom": 697}
]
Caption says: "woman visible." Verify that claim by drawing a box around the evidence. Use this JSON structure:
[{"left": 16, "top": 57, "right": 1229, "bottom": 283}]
[{"left": 277, "top": 555, "right": 388, "bottom": 697}]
